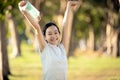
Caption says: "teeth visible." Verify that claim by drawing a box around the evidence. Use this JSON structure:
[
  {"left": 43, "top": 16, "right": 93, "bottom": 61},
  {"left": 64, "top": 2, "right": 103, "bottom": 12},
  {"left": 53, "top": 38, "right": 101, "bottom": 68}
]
[{"left": 50, "top": 37, "right": 58, "bottom": 42}]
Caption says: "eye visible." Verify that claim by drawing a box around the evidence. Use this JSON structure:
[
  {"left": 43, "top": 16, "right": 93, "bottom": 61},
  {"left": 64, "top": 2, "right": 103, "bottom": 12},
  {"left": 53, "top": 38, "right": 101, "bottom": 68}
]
[
  {"left": 55, "top": 31, "right": 59, "bottom": 34},
  {"left": 48, "top": 33, "right": 52, "bottom": 35},
  {"left": 55, "top": 32, "right": 58, "bottom": 34},
  {"left": 48, "top": 34, "right": 52, "bottom": 35}
]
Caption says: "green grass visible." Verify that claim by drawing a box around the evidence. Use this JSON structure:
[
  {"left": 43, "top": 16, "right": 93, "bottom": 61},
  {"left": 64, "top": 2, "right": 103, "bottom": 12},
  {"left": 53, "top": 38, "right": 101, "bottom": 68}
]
[
  {"left": 8, "top": 43, "right": 42, "bottom": 80},
  {"left": 8, "top": 43, "right": 120, "bottom": 80},
  {"left": 68, "top": 56, "right": 120, "bottom": 80}
]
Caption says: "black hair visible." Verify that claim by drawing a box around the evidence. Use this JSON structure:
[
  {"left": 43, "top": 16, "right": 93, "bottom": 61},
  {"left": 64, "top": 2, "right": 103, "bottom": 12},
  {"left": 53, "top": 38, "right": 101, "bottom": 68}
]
[{"left": 42, "top": 22, "right": 60, "bottom": 36}]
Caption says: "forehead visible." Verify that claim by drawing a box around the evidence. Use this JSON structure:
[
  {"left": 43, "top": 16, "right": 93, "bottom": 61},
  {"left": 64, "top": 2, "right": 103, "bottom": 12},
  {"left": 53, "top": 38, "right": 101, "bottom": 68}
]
[{"left": 46, "top": 25, "right": 58, "bottom": 32}]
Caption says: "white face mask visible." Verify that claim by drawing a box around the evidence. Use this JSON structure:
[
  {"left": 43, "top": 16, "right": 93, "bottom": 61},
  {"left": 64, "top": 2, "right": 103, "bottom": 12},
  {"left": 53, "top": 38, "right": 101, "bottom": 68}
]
[{"left": 18, "top": 0, "right": 40, "bottom": 21}]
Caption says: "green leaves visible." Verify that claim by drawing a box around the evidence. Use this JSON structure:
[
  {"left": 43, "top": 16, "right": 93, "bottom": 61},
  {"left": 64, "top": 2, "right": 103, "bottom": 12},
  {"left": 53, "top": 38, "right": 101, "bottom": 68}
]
[
  {"left": 74, "top": 0, "right": 106, "bottom": 39},
  {"left": 0, "top": 0, "right": 20, "bottom": 20}
]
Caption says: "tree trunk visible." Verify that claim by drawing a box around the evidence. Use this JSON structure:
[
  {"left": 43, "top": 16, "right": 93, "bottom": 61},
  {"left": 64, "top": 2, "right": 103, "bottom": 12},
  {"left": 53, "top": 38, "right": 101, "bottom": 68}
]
[
  {"left": 1, "top": 21, "right": 10, "bottom": 80},
  {"left": 7, "top": 12, "right": 21, "bottom": 58},
  {"left": 69, "top": 17, "right": 77, "bottom": 56},
  {"left": 87, "top": 26, "right": 95, "bottom": 51},
  {"left": 99, "top": 27, "right": 106, "bottom": 52},
  {"left": 0, "top": 51, "right": 3, "bottom": 80},
  {"left": 117, "top": 0, "right": 120, "bottom": 57},
  {"left": 111, "top": 30, "right": 119, "bottom": 57},
  {"left": 106, "top": 0, "right": 120, "bottom": 57},
  {"left": 106, "top": 0, "right": 114, "bottom": 55},
  {"left": 0, "top": 21, "right": 3, "bottom": 80},
  {"left": 106, "top": 23, "right": 112, "bottom": 55},
  {"left": 117, "top": 32, "right": 120, "bottom": 56},
  {"left": 118, "top": 3, "right": 120, "bottom": 57},
  {"left": 110, "top": 0, "right": 120, "bottom": 57}
]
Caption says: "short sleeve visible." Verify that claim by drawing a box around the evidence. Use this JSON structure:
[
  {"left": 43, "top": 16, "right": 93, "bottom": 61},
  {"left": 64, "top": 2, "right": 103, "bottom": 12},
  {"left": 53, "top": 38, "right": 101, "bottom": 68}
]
[{"left": 39, "top": 42, "right": 49, "bottom": 59}]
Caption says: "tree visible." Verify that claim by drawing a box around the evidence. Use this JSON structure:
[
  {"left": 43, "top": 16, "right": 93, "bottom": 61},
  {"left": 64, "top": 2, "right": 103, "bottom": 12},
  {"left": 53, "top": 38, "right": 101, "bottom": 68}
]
[
  {"left": 117, "top": 0, "right": 120, "bottom": 57},
  {"left": 106, "top": 0, "right": 120, "bottom": 57},
  {"left": 1, "top": 20, "right": 10, "bottom": 80},
  {"left": 0, "top": 0, "right": 20, "bottom": 79},
  {"left": 6, "top": 8, "right": 21, "bottom": 57},
  {"left": 0, "top": 22, "right": 3, "bottom": 80}
]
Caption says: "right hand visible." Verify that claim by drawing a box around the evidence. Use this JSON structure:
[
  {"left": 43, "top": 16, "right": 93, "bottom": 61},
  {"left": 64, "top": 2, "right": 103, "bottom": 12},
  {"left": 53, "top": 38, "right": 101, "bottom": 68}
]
[{"left": 18, "top": 0, "right": 26, "bottom": 7}]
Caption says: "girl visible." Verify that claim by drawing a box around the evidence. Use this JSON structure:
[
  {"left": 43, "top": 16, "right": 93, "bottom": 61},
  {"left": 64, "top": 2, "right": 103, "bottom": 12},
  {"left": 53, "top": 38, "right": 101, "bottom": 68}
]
[{"left": 18, "top": 1, "right": 79, "bottom": 80}]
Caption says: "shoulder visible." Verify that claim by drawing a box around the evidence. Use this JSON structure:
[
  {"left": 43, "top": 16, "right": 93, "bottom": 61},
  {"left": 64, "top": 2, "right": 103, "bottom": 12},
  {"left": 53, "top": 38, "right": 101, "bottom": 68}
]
[
  {"left": 59, "top": 43, "right": 65, "bottom": 48},
  {"left": 39, "top": 42, "right": 50, "bottom": 59},
  {"left": 58, "top": 43, "right": 66, "bottom": 53},
  {"left": 39, "top": 42, "right": 49, "bottom": 53}
]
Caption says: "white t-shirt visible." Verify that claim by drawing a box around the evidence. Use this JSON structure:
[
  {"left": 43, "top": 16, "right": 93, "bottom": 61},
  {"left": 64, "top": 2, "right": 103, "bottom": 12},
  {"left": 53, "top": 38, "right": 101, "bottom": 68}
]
[{"left": 40, "top": 43, "right": 68, "bottom": 80}]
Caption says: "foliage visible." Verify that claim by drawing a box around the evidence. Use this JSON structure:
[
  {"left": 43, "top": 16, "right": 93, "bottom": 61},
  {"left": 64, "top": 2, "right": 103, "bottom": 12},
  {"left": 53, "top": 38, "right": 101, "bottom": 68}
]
[
  {"left": 40, "top": 0, "right": 60, "bottom": 27},
  {"left": 74, "top": 0, "right": 107, "bottom": 40},
  {"left": 0, "top": 0, "right": 110, "bottom": 42},
  {"left": 0, "top": 0, "right": 20, "bottom": 20},
  {"left": 0, "top": 0, "right": 28, "bottom": 40}
]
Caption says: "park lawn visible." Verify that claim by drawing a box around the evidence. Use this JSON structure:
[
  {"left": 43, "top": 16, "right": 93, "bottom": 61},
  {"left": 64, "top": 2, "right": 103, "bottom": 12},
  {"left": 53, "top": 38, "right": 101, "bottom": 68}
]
[{"left": 8, "top": 43, "right": 120, "bottom": 80}]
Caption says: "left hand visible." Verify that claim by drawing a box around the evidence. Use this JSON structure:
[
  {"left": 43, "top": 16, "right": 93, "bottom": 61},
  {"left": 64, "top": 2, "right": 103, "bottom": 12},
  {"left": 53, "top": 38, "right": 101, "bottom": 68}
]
[{"left": 67, "top": 0, "right": 81, "bottom": 12}]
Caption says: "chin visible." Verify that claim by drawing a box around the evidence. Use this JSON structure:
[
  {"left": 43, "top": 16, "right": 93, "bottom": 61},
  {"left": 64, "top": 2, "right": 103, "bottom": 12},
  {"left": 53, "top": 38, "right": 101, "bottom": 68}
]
[{"left": 51, "top": 42, "right": 58, "bottom": 45}]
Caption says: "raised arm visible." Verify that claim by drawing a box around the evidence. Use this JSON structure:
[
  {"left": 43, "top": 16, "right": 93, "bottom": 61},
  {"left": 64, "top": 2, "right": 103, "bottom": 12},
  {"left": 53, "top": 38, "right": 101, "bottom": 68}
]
[
  {"left": 61, "top": 1, "right": 80, "bottom": 54},
  {"left": 18, "top": 1, "right": 45, "bottom": 51}
]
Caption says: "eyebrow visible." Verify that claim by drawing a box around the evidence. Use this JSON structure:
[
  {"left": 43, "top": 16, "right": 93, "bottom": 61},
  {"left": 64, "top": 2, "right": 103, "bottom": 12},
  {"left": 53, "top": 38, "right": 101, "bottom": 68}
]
[{"left": 55, "top": 30, "right": 58, "bottom": 32}]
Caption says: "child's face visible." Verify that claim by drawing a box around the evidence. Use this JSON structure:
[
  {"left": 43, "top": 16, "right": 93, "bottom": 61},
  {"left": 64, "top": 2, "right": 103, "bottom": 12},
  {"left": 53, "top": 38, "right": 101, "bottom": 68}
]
[{"left": 45, "top": 25, "right": 60, "bottom": 45}]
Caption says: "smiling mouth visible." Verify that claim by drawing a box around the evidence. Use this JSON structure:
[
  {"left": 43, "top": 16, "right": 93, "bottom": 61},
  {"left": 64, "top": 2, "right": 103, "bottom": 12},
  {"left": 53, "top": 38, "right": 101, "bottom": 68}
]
[{"left": 50, "top": 38, "right": 58, "bottom": 41}]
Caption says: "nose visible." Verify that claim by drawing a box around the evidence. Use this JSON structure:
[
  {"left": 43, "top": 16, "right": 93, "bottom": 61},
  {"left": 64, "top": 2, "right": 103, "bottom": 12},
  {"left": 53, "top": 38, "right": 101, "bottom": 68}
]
[
  {"left": 52, "top": 34, "right": 55, "bottom": 38},
  {"left": 51, "top": 34, "right": 56, "bottom": 39}
]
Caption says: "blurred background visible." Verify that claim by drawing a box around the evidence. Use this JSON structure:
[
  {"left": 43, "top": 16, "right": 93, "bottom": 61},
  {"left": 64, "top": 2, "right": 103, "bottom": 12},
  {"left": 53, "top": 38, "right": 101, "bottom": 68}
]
[{"left": 0, "top": 0, "right": 120, "bottom": 80}]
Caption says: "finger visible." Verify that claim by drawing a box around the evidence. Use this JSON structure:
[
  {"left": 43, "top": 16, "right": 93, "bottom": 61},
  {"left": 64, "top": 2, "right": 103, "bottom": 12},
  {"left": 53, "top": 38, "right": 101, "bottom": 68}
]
[
  {"left": 19, "top": 1, "right": 26, "bottom": 7},
  {"left": 68, "top": 1, "right": 79, "bottom": 6}
]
